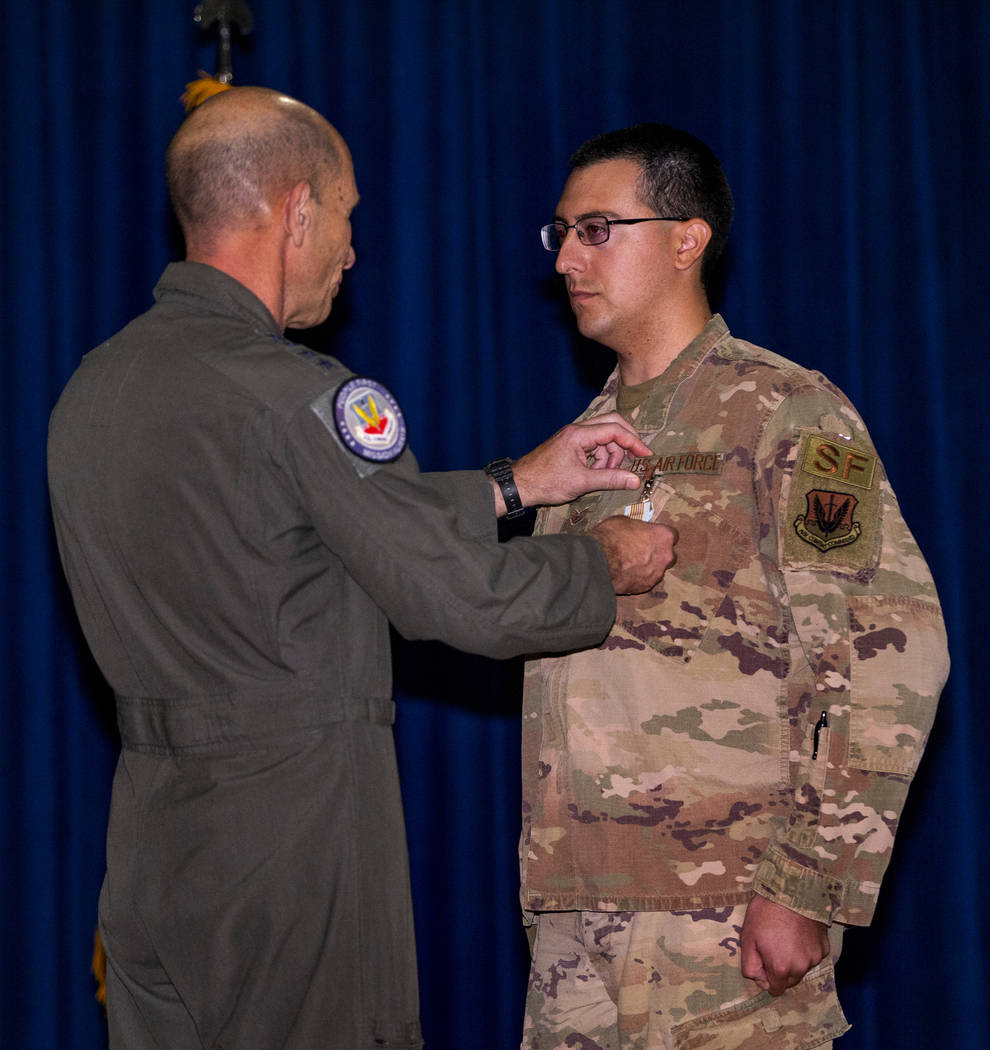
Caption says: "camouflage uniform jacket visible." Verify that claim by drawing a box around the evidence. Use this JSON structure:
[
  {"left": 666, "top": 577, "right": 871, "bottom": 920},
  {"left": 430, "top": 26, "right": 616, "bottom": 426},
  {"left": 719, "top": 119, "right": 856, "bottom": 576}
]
[{"left": 520, "top": 315, "right": 948, "bottom": 927}]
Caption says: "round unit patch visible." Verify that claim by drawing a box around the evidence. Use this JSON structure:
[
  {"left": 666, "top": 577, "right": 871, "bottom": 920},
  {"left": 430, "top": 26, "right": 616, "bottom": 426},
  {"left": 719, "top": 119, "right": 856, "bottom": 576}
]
[{"left": 333, "top": 377, "right": 407, "bottom": 462}]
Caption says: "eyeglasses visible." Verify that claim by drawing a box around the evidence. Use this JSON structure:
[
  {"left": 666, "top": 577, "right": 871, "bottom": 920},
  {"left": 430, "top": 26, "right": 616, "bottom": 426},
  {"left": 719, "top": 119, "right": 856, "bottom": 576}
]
[{"left": 540, "top": 214, "right": 689, "bottom": 252}]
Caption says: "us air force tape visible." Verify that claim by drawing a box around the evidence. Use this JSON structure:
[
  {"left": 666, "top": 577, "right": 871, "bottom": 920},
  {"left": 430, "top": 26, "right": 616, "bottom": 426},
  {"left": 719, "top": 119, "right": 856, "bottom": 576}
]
[{"left": 332, "top": 377, "right": 407, "bottom": 463}]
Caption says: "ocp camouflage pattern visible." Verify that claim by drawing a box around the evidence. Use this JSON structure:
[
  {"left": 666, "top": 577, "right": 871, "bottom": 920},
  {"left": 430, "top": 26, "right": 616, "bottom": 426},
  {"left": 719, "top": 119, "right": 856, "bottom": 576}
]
[
  {"left": 520, "top": 316, "right": 948, "bottom": 927},
  {"left": 522, "top": 907, "right": 849, "bottom": 1049}
]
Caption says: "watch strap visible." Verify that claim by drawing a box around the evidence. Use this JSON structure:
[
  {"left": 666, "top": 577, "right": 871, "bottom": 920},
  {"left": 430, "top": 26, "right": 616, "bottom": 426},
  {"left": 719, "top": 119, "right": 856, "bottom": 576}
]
[{"left": 484, "top": 457, "right": 526, "bottom": 520}]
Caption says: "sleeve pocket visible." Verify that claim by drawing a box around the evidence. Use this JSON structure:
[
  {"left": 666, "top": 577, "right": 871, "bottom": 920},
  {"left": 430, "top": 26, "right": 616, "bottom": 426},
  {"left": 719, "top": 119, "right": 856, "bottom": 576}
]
[{"left": 846, "top": 594, "right": 947, "bottom": 776}]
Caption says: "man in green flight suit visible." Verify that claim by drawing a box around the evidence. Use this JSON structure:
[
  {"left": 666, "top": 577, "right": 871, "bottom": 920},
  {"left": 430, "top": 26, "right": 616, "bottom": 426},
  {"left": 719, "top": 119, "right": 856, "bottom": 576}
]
[{"left": 47, "top": 89, "right": 678, "bottom": 1050}]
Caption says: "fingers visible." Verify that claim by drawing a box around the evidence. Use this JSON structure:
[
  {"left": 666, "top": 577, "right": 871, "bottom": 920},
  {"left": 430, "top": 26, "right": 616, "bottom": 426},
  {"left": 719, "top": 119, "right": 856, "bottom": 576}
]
[
  {"left": 578, "top": 467, "right": 642, "bottom": 492},
  {"left": 607, "top": 445, "right": 630, "bottom": 469},
  {"left": 511, "top": 415, "right": 651, "bottom": 507},
  {"left": 585, "top": 442, "right": 626, "bottom": 470},
  {"left": 741, "top": 939, "right": 802, "bottom": 997},
  {"left": 740, "top": 941, "right": 769, "bottom": 992},
  {"left": 739, "top": 895, "right": 831, "bottom": 997},
  {"left": 766, "top": 963, "right": 800, "bottom": 997},
  {"left": 589, "top": 517, "right": 678, "bottom": 594},
  {"left": 585, "top": 443, "right": 611, "bottom": 469},
  {"left": 585, "top": 444, "right": 640, "bottom": 473},
  {"left": 762, "top": 941, "right": 828, "bottom": 996},
  {"left": 572, "top": 417, "right": 651, "bottom": 459}
]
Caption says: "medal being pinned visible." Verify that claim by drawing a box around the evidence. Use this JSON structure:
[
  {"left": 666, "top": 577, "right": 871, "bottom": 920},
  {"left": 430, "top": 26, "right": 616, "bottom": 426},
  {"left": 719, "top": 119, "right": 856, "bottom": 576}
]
[{"left": 622, "top": 449, "right": 725, "bottom": 522}]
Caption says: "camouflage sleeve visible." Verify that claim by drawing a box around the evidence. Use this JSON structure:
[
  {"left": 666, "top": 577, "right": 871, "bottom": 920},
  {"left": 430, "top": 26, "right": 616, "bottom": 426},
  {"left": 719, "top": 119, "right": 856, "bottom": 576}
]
[{"left": 750, "top": 384, "right": 949, "bottom": 926}]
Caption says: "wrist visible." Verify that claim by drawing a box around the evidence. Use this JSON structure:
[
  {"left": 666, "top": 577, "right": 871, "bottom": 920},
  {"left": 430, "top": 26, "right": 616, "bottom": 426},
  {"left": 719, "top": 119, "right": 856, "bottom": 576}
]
[{"left": 485, "top": 458, "right": 526, "bottom": 520}]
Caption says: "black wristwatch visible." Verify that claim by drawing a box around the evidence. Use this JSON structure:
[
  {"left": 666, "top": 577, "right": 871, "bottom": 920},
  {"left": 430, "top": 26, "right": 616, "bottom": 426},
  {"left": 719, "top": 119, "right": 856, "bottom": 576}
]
[{"left": 484, "top": 457, "right": 527, "bottom": 520}]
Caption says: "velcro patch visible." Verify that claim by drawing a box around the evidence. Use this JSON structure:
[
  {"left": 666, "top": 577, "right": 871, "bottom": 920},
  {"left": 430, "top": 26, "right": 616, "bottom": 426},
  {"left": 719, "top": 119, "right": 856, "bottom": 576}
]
[
  {"left": 801, "top": 437, "right": 876, "bottom": 490},
  {"left": 785, "top": 432, "right": 881, "bottom": 570},
  {"left": 630, "top": 450, "right": 725, "bottom": 480},
  {"left": 794, "top": 490, "right": 862, "bottom": 552},
  {"left": 332, "top": 377, "right": 407, "bottom": 462},
  {"left": 310, "top": 377, "right": 407, "bottom": 477},
  {"left": 630, "top": 450, "right": 724, "bottom": 498}
]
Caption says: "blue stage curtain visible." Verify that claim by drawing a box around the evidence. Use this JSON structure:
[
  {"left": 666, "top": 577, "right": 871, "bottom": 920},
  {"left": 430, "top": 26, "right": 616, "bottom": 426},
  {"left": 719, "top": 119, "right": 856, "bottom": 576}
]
[{"left": 2, "top": 2, "right": 985, "bottom": 1047}]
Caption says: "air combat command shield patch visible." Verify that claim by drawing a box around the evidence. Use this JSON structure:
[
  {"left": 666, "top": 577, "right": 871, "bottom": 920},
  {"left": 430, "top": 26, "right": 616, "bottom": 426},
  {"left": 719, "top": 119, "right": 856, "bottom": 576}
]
[{"left": 795, "top": 490, "right": 861, "bottom": 551}]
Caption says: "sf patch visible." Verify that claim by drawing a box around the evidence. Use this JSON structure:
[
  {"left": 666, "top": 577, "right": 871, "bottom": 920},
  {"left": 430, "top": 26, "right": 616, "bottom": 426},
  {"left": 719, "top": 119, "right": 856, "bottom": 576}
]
[
  {"left": 801, "top": 436, "right": 876, "bottom": 490},
  {"left": 785, "top": 431, "right": 881, "bottom": 569},
  {"left": 332, "top": 377, "right": 407, "bottom": 463}
]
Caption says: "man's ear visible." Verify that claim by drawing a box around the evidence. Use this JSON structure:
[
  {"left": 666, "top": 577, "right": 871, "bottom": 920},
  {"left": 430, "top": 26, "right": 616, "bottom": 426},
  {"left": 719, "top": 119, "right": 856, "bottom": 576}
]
[
  {"left": 674, "top": 219, "right": 712, "bottom": 272},
  {"left": 283, "top": 181, "right": 313, "bottom": 247}
]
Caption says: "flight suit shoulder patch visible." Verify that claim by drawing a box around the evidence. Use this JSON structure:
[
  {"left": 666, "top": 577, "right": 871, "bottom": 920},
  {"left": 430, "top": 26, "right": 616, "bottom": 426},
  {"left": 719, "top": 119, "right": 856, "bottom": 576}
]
[{"left": 310, "top": 377, "right": 407, "bottom": 477}]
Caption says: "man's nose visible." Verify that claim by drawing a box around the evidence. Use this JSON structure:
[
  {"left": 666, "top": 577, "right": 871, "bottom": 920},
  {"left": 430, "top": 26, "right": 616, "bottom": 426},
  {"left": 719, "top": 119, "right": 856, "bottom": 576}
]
[{"left": 555, "top": 229, "right": 585, "bottom": 274}]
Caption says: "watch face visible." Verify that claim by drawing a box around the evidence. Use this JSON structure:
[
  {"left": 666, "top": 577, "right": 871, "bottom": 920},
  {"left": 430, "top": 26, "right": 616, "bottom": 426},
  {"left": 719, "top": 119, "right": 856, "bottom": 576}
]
[{"left": 333, "top": 377, "right": 407, "bottom": 462}]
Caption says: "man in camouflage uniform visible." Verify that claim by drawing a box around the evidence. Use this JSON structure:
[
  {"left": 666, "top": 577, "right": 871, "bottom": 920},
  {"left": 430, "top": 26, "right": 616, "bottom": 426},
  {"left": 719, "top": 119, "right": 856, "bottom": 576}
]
[{"left": 520, "top": 124, "right": 949, "bottom": 1049}]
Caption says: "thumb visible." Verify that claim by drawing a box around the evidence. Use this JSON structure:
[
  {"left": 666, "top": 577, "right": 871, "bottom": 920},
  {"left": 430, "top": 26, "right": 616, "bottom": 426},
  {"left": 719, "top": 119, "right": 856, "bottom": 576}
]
[{"left": 581, "top": 467, "right": 642, "bottom": 492}]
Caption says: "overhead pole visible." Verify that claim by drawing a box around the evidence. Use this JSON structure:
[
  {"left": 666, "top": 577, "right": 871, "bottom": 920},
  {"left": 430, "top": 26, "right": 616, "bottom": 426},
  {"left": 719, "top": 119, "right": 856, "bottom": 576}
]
[{"left": 182, "top": 0, "right": 255, "bottom": 111}]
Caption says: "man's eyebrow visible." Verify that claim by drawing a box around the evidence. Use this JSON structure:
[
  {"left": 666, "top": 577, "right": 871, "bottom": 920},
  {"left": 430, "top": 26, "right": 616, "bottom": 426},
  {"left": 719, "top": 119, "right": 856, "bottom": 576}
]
[{"left": 552, "top": 210, "right": 622, "bottom": 222}]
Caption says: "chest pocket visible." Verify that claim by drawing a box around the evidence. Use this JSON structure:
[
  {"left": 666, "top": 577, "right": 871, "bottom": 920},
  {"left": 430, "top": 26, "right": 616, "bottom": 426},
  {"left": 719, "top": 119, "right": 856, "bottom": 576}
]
[{"left": 614, "top": 481, "right": 749, "bottom": 664}]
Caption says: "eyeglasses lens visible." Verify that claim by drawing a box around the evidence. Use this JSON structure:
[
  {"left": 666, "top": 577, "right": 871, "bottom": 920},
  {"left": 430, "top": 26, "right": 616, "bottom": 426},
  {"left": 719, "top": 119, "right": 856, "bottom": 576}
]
[
  {"left": 541, "top": 224, "right": 565, "bottom": 251},
  {"left": 577, "top": 218, "right": 610, "bottom": 245}
]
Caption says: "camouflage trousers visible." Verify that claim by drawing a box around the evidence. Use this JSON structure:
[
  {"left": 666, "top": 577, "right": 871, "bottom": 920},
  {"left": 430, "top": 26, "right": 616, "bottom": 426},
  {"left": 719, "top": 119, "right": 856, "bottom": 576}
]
[{"left": 522, "top": 908, "right": 849, "bottom": 1050}]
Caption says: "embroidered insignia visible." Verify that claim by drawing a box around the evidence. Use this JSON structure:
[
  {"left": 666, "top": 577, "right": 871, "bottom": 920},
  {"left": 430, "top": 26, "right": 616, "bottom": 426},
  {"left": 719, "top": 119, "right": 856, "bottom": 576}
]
[
  {"left": 332, "top": 377, "right": 407, "bottom": 462},
  {"left": 794, "top": 490, "right": 862, "bottom": 552},
  {"left": 630, "top": 451, "right": 725, "bottom": 497},
  {"left": 801, "top": 438, "right": 876, "bottom": 490}
]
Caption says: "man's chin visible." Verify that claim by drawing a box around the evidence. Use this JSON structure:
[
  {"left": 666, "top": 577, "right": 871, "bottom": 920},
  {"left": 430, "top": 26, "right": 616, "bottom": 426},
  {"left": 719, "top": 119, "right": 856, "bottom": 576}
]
[
  {"left": 288, "top": 305, "right": 333, "bottom": 332},
  {"left": 311, "top": 293, "right": 338, "bottom": 328},
  {"left": 576, "top": 315, "right": 607, "bottom": 342}
]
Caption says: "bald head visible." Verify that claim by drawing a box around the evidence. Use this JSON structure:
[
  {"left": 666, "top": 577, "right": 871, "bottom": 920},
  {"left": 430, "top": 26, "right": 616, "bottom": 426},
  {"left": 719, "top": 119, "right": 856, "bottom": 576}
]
[{"left": 166, "top": 87, "right": 345, "bottom": 250}]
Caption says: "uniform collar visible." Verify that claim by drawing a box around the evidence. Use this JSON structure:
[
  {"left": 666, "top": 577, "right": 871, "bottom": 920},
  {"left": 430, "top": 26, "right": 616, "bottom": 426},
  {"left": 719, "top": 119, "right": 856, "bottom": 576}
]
[
  {"left": 153, "top": 262, "right": 283, "bottom": 339},
  {"left": 615, "top": 314, "right": 731, "bottom": 428}
]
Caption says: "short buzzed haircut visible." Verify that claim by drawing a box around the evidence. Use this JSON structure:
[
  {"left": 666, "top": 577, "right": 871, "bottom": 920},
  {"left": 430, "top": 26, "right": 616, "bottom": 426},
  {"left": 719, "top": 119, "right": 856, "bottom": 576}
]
[
  {"left": 571, "top": 123, "right": 734, "bottom": 288},
  {"left": 165, "top": 88, "right": 341, "bottom": 243}
]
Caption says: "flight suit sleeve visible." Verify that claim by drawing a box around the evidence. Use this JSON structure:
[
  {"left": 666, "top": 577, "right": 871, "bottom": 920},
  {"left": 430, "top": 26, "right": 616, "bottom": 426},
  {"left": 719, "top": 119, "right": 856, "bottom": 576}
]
[
  {"left": 750, "top": 384, "right": 949, "bottom": 926},
  {"left": 280, "top": 396, "right": 616, "bottom": 661},
  {"left": 416, "top": 469, "right": 501, "bottom": 541}
]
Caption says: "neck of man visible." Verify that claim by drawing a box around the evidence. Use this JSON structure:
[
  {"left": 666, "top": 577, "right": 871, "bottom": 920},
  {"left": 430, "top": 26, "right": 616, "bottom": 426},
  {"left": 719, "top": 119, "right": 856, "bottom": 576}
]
[
  {"left": 614, "top": 293, "right": 713, "bottom": 387},
  {"left": 184, "top": 213, "right": 292, "bottom": 331}
]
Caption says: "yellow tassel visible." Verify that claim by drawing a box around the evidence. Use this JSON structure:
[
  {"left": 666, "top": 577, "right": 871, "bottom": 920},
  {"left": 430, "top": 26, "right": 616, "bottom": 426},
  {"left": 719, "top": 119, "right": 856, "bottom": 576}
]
[
  {"left": 181, "top": 73, "right": 234, "bottom": 112},
  {"left": 92, "top": 928, "right": 107, "bottom": 1008}
]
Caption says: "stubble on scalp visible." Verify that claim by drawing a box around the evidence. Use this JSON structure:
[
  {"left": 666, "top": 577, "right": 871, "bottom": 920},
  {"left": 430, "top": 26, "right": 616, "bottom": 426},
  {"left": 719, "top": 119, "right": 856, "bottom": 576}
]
[{"left": 165, "top": 86, "right": 343, "bottom": 250}]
